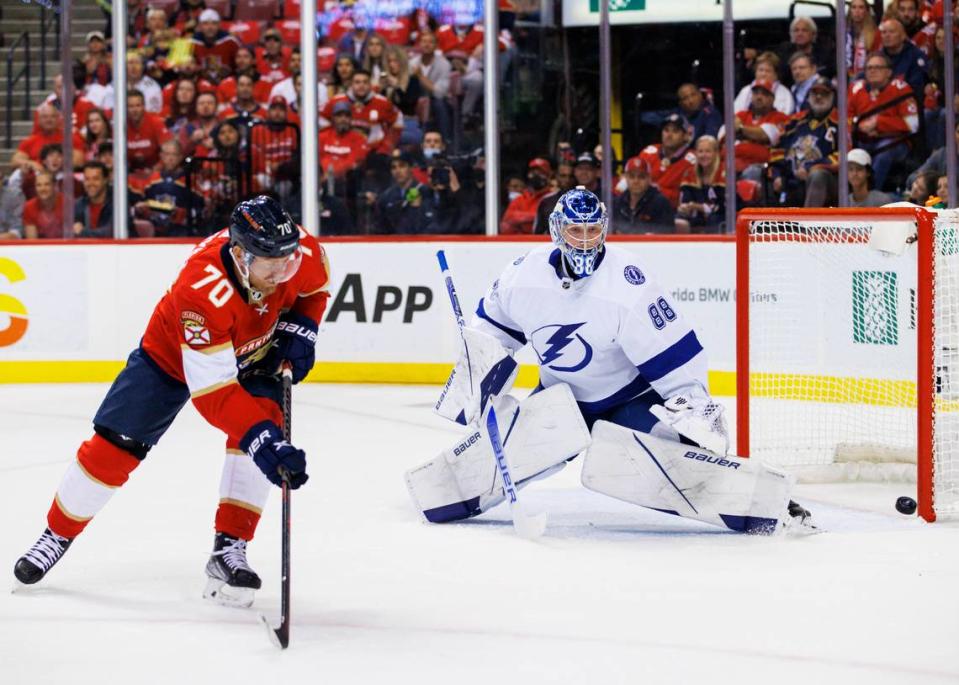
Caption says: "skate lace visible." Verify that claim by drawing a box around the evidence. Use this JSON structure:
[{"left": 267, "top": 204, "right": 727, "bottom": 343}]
[
  {"left": 214, "top": 538, "right": 254, "bottom": 573},
  {"left": 24, "top": 532, "right": 68, "bottom": 572}
]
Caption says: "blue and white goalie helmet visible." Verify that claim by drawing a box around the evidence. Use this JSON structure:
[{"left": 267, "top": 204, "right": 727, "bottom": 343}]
[{"left": 547, "top": 186, "right": 609, "bottom": 277}]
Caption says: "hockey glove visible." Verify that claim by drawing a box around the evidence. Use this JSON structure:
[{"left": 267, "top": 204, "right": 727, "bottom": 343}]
[
  {"left": 268, "top": 310, "right": 318, "bottom": 384},
  {"left": 241, "top": 421, "right": 309, "bottom": 489},
  {"left": 650, "top": 394, "right": 730, "bottom": 456}
]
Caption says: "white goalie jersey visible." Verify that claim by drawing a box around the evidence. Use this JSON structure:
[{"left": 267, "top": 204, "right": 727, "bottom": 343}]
[{"left": 472, "top": 244, "right": 711, "bottom": 413}]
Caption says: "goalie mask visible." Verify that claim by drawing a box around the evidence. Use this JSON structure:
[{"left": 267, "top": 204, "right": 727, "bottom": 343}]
[
  {"left": 547, "top": 186, "right": 608, "bottom": 278},
  {"left": 229, "top": 196, "right": 302, "bottom": 297}
]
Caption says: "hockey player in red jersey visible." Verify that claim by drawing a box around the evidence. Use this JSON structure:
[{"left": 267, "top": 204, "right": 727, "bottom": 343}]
[{"left": 13, "top": 196, "right": 330, "bottom": 607}]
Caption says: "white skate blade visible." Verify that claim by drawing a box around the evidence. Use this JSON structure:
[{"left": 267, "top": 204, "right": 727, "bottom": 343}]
[
  {"left": 258, "top": 613, "right": 283, "bottom": 648},
  {"left": 511, "top": 502, "right": 548, "bottom": 539},
  {"left": 203, "top": 577, "right": 256, "bottom": 608}
]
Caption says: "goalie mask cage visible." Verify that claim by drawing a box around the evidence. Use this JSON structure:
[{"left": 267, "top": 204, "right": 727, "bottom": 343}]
[{"left": 736, "top": 207, "right": 959, "bottom": 522}]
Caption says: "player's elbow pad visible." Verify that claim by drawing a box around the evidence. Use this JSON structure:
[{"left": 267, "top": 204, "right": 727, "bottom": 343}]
[{"left": 435, "top": 327, "right": 518, "bottom": 426}]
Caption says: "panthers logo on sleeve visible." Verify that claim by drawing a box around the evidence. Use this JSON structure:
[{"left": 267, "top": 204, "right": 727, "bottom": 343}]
[{"left": 181, "top": 311, "right": 212, "bottom": 347}]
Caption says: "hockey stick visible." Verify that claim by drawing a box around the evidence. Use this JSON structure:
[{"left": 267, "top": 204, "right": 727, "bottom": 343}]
[
  {"left": 259, "top": 363, "right": 293, "bottom": 649},
  {"left": 436, "top": 250, "right": 547, "bottom": 539}
]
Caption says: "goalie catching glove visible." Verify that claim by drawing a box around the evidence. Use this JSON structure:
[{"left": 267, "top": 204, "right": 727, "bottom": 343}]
[
  {"left": 435, "top": 327, "right": 519, "bottom": 426},
  {"left": 650, "top": 394, "right": 729, "bottom": 456}
]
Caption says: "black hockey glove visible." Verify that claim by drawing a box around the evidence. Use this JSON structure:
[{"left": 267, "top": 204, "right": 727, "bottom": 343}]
[
  {"left": 240, "top": 421, "right": 309, "bottom": 489},
  {"left": 268, "top": 311, "right": 318, "bottom": 384}
]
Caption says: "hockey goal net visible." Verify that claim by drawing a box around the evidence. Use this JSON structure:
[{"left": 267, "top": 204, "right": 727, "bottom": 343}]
[{"left": 736, "top": 207, "right": 959, "bottom": 522}]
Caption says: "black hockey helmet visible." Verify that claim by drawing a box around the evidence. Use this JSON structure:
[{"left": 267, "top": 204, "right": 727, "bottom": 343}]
[{"left": 229, "top": 195, "right": 299, "bottom": 259}]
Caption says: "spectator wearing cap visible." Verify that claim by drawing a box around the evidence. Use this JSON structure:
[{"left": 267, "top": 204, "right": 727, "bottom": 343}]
[
  {"left": 256, "top": 28, "right": 294, "bottom": 86},
  {"left": 789, "top": 52, "right": 821, "bottom": 112},
  {"left": 676, "top": 83, "right": 723, "bottom": 142},
  {"left": 22, "top": 171, "right": 64, "bottom": 240},
  {"left": 774, "top": 16, "right": 836, "bottom": 86},
  {"left": 848, "top": 52, "right": 919, "bottom": 189},
  {"left": 879, "top": 17, "right": 929, "bottom": 99},
  {"left": 84, "top": 31, "right": 111, "bottom": 87},
  {"left": 321, "top": 70, "right": 404, "bottom": 156},
  {"left": 734, "top": 52, "right": 796, "bottom": 115},
  {"left": 847, "top": 148, "right": 896, "bottom": 206},
  {"left": 722, "top": 79, "right": 789, "bottom": 182},
  {"left": 613, "top": 157, "right": 675, "bottom": 234},
  {"left": 533, "top": 161, "right": 575, "bottom": 234},
  {"left": 409, "top": 32, "right": 453, "bottom": 142},
  {"left": 769, "top": 76, "right": 841, "bottom": 207},
  {"left": 500, "top": 158, "right": 554, "bottom": 234},
  {"left": 319, "top": 100, "right": 371, "bottom": 182},
  {"left": 572, "top": 152, "right": 602, "bottom": 195},
  {"left": 374, "top": 150, "right": 428, "bottom": 234},
  {"left": 251, "top": 97, "right": 300, "bottom": 194},
  {"left": 638, "top": 114, "right": 697, "bottom": 208},
  {"left": 676, "top": 136, "right": 728, "bottom": 233},
  {"left": 191, "top": 9, "right": 240, "bottom": 83}
]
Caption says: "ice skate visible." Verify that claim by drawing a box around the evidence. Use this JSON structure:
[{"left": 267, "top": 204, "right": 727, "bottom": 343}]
[
  {"left": 203, "top": 532, "right": 262, "bottom": 608},
  {"left": 13, "top": 528, "right": 73, "bottom": 586},
  {"left": 783, "top": 500, "right": 820, "bottom": 535}
]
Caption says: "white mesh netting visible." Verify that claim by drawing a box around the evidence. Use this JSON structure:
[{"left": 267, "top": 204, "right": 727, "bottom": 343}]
[{"left": 745, "top": 210, "right": 959, "bottom": 519}]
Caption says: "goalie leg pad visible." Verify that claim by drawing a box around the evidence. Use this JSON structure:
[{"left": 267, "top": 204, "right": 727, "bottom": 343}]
[
  {"left": 407, "top": 384, "right": 591, "bottom": 523},
  {"left": 581, "top": 421, "right": 794, "bottom": 534}
]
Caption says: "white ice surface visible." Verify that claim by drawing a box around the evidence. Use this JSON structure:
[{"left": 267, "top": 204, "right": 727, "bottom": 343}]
[{"left": 1, "top": 384, "right": 958, "bottom": 685}]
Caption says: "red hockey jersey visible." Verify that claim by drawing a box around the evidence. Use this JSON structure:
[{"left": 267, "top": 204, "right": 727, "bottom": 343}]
[
  {"left": 638, "top": 144, "right": 697, "bottom": 209},
  {"left": 140, "top": 229, "right": 330, "bottom": 442},
  {"left": 320, "top": 92, "right": 403, "bottom": 154},
  {"left": 848, "top": 78, "right": 919, "bottom": 140}
]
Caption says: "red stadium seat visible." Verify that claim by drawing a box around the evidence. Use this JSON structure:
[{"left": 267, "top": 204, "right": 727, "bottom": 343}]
[
  {"left": 227, "top": 20, "right": 263, "bottom": 46},
  {"left": 204, "top": 0, "right": 232, "bottom": 20},
  {"left": 317, "top": 46, "right": 336, "bottom": 73},
  {"left": 283, "top": 0, "right": 301, "bottom": 18},
  {"left": 277, "top": 19, "right": 300, "bottom": 45},
  {"left": 234, "top": 0, "right": 279, "bottom": 22},
  {"left": 736, "top": 179, "right": 761, "bottom": 204}
]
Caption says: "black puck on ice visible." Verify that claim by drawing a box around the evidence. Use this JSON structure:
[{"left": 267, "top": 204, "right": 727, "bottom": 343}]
[{"left": 895, "top": 496, "right": 917, "bottom": 515}]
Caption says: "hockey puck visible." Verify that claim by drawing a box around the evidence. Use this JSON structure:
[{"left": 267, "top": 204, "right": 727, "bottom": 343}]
[{"left": 895, "top": 496, "right": 917, "bottom": 515}]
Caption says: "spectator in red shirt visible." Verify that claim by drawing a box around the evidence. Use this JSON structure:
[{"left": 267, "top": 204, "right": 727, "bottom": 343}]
[
  {"left": 255, "top": 28, "right": 293, "bottom": 85},
  {"left": 321, "top": 69, "right": 403, "bottom": 155},
  {"left": 638, "top": 113, "right": 697, "bottom": 208},
  {"left": 83, "top": 108, "right": 113, "bottom": 162},
  {"left": 34, "top": 71, "right": 97, "bottom": 134},
  {"left": 723, "top": 79, "right": 789, "bottom": 183},
  {"left": 22, "top": 171, "right": 64, "bottom": 240},
  {"left": 83, "top": 31, "right": 111, "bottom": 87},
  {"left": 191, "top": 9, "right": 240, "bottom": 83},
  {"left": 319, "top": 100, "right": 371, "bottom": 181},
  {"left": 127, "top": 90, "right": 173, "bottom": 174},
  {"left": 217, "top": 48, "right": 273, "bottom": 105},
  {"left": 74, "top": 161, "right": 113, "bottom": 238},
  {"left": 218, "top": 73, "right": 268, "bottom": 125},
  {"left": 251, "top": 98, "right": 301, "bottom": 193},
  {"left": 500, "top": 157, "right": 553, "bottom": 234},
  {"left": 849, "top": 51, "right": 920, "bottom": 188},
  {"left": 12, "top": 104, "right": 86, "bottom": 174}
]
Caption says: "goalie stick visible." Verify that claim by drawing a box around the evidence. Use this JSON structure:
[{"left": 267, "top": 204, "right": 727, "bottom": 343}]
[
  {"left": 436, "top": 250, "right": 547, "bottom": 539},
  {"left": 259, "top": 363, "right": 293, "bottom": 649}
]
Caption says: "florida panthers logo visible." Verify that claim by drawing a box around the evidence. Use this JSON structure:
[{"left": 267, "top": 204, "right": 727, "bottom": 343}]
[{"left": 531, "top": 323, "right": 593, "bottom": 373}]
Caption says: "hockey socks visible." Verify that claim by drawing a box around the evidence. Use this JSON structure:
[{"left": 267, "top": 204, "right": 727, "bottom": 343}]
[
  {"left": 47, "top": 434, "right": 142, "bottom": 539},
  {"left": 215, "top": 442, "right": 273, "bottom": 541}
]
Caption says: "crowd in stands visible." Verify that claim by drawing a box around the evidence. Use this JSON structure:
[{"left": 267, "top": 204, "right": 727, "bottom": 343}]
[{"left": 0, "top": 0, "right": 955, "bottom": 240}]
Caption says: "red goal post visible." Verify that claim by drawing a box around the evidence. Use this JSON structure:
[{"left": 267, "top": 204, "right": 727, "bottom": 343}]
[{"left": 736, "top": 206, "right": 959, "bottom": 522}]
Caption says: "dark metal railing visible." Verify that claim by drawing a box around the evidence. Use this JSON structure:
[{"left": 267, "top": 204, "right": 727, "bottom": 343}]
[
  {"left": 39, "top": 5, "right": 61, "bottom": 91},
  {"left": 5, "top": 31, "right": 31, "bottom": 149}
]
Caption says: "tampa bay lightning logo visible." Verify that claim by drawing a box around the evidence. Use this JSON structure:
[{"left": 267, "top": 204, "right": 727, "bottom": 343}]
[
  {"left": 531, "top": 323, "right": 593, "bottom": 373},
  {"left": 624, "top": 265, "right": 645, "bottom": 285}
]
